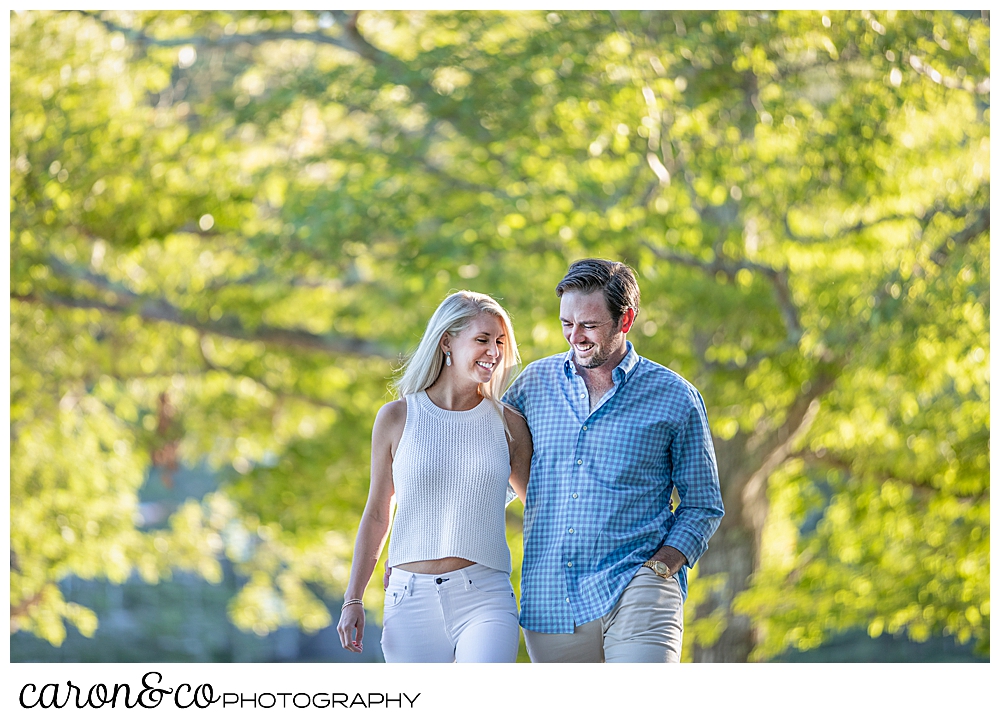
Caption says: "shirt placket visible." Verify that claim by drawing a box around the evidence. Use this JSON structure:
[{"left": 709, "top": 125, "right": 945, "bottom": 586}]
[
  {"left": 559, "top": 368, "right": 590, "bottom": 622},
  {"left": 566, "top": 364, "right": 589, "bottom": 421},
  {"left": 567, "top": 407, "right": 595, "bottom": 619}
]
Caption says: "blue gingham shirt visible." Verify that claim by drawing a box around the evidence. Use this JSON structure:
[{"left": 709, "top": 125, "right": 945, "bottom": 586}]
[{"left": 503, "top": 342, "right": 724, "bottom": 633}]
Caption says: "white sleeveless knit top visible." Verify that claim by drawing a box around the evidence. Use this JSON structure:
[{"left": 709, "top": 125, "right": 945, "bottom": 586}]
[{"left": 387, "top": 390, "right": 512, "bottom": 573}]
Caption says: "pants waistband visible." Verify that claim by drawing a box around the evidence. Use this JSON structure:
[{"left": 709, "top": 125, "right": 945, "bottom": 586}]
[{"left": 389, "top": 563, "right": 506, "bottom": 593}]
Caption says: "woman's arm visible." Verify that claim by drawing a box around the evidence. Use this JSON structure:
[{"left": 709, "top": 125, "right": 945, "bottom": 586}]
[
  {"left": 505, "top": 407, "right": 532, "bottom": 505},
  {"left": 336, "top": 399, "right": 406, "bottom": 653}
]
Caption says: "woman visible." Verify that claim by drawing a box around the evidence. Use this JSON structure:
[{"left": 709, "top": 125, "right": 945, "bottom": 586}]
[{"left": 336, "top": 290, "right": 531, "bottom": 663}]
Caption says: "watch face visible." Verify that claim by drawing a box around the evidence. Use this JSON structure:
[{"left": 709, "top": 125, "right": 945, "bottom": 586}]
[{"left": 653, "top": 561, "right": 668, "bottom": 575}]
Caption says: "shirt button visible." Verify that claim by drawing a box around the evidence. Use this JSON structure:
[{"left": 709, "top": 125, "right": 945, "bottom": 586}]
[
  {"left": 566, "top": 597, "right": 571, "bottom": 603},
  {"left": 580, "top": 393, "right": 586, "bottom": 398},
  {"left": 577, "top": 459, "right": 583, "bottom": 465},
  {"left": 582, "top": 425, "right": 588, "bottom": 431},
  {"left": 568, "top": 527, "right": 575, "bottom": 534},
  {"left": 571, "top": 493, "right": 578, "bottom": 499},
  {"left": 567, "top": 561, "right": 573, "bottom": 567}
]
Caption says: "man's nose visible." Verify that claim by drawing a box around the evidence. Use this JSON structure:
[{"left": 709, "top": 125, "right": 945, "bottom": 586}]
[{"left": 568, "top": 325, "right": 583, "bottom": 344}]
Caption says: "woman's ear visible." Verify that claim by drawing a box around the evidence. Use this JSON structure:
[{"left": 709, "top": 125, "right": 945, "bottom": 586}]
[{"left": 439, "top": 332, "right": 452, "bottom": 353}]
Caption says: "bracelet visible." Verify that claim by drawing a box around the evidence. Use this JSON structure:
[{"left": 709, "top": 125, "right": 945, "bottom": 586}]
[{"left": 341, "top": 598, "right": 364, "bottom": 611}]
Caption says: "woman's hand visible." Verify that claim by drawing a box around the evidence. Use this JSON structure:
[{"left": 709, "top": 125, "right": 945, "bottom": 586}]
[{"left": 337, "top": 605, "right": 366, "bottom": 653}]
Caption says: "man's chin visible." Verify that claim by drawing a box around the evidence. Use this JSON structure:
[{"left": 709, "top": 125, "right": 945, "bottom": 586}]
[{"left": 574, "top": 351, "right": 607, "bottom": 369}]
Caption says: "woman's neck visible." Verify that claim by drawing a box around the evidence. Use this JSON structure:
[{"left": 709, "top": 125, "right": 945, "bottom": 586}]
[{"left": 424, "top": 378, "right": 484, "bottom": 411}]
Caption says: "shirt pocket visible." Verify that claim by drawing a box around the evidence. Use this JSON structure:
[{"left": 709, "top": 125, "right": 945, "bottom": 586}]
[{"left": 618, "top": 419, "right": 674, "bottom": 472}]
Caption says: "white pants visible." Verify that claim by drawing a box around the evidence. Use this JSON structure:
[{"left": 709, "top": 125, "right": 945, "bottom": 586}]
[
  {"left": 380, "top": 563, "right": 520, "bottom": 663},
  {"left": 523, "top": 566, "right": 684, "bottom": 663}
]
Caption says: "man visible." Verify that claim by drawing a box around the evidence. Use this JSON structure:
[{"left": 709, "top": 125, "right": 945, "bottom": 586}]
[{"left": 503, "top": 258, "right": 724, "bottom": 662}]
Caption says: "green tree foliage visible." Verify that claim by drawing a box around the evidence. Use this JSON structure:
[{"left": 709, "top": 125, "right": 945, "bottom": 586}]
[{"left": 10, "top": 10, "right": 989, "bottom": 661}]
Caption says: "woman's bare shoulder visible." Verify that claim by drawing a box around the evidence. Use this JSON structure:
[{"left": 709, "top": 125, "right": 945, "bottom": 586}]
[{"left": 374, "top": 399, "right": 408, "bottom": 437}]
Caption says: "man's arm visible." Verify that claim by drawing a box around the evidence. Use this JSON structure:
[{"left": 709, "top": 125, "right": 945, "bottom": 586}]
[
  {"left": 657, "top": 387, "right": 725, "bottom": 573},
  {"left": 648, "top": 545, "right": 688, "bottom": 577},
  {"left": 505, "top": 407, "right": 532, "bottom": 505},
  {"left": 501, "top": 369, "right": 528, "bottom": 415}
]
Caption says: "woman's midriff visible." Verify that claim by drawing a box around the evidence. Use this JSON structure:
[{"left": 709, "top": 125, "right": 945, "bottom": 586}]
[{"left": 394, "top": 557, "right": 475, "bottom": 574}]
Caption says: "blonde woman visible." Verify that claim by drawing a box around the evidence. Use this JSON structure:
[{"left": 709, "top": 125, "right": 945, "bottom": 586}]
[{"left": 336, "top": 291, "right": 531, "bottom": 662}]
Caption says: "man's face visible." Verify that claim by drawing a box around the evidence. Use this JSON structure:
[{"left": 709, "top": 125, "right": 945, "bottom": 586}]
[{"left": 559, "top": 290, "right": 631, "bottom": 370}]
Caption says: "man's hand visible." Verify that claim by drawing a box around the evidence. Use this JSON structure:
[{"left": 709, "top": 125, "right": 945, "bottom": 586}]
[{"left": 649, "top": 545, "right": 687, "bottom": 578}]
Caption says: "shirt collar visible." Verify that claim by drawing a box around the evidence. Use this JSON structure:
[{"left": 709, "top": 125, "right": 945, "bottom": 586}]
[
  {"left": 562, "top": 341, "right": 640, "bottom": 384},
  {"left": 614, "top": 341, "right": 640, "bottom": 382}
]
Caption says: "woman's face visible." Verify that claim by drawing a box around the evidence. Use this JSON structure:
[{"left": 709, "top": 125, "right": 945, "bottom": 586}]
[{"left": 442, "top": 313, "right": 505, "bottom": 385}]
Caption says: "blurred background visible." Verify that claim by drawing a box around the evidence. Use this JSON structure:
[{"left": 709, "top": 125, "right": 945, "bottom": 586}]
[{"left": 10, "top": 10, "right": 989, "bottom": 663}]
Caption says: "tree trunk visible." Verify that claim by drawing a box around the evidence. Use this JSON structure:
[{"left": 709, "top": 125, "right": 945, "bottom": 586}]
[
  {"left": 692, "top": 387, "right": 832, "bottom": 662},
  {"left": 690, "top": 521, "right": 758, "bottom": 662}
]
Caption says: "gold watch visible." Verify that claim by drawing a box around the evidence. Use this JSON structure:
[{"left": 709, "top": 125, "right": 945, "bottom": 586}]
[{"left": 643, "top": 560, "right": 671, "bottom": 579}]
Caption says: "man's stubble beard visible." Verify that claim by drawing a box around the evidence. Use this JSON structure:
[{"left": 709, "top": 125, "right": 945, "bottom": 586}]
[
  {"left": 575, "top": 347, "right": 611, "bottom": 369},
  {"left": 573, "top": 328, "right": 623, "bottom": 369}
]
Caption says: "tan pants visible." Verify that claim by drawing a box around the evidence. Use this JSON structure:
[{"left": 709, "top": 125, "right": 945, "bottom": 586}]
[{"left": 523, "top": 566, "right": 684, "bottom": 663}]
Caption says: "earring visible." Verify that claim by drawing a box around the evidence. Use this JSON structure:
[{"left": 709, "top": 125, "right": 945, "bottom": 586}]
[{"left": 445, "top": 351, "right": 452, "bottom": 367}]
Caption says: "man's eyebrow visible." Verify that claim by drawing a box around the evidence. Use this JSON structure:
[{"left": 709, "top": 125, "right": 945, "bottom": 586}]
[{"left": 559, "top": 317, "right": 602, "bottom": 324}]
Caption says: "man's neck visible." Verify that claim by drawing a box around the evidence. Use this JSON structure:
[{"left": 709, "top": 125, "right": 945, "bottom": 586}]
[{"left": 572, "top": 342, "right": 629, "bottom": 390}]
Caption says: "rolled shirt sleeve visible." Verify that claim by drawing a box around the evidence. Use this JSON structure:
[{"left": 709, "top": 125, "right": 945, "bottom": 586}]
[{"left": 662, "top": 387, "right": 724, "bottom": 567}]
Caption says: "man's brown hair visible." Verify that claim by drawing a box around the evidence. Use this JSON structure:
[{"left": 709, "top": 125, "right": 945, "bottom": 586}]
[{"left": 555, "top": 258, "right": 640, "bottom": 323}]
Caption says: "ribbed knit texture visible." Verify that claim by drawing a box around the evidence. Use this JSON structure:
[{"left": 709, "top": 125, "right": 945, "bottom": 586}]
[{"left": 388, "top": 391, "right": 512, "bottom": 573}]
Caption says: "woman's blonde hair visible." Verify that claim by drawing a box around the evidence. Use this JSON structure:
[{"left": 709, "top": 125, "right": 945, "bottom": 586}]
[{"left": 395, "top": 291, "right": 520, "bottom": 431}]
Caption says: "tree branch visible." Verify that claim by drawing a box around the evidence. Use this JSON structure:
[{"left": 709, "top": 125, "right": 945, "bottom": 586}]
[
  {"left": 794, "top": 449, "right": 985, "bottom": 503},
  {"left": 783, "top": 203, "right": 973, "bottom": 244},
  {"left": 203, "top": 267, "right": 369, "bottom": 294},
  {"left": 13, "top": 278, "right": 395, "bottom": 359},
  {"left": 853, "top": 205, "right": 989, "bottom": 344},
  {"left": 82, "top": 11, "right": 361, "bottom": 54},
  {"left": 784, "top": 211, "right": 916, "bottom": 244},
  {"left": 929, "top": 206, "right": 989, "bottom": 266},
  {"left": 197, "top": 335, "right": 342, "bottom": 411},
  {"left": 642, "top": 241, "right": 803, "bottom": 346},
  {"left": 66, "top": 223, "right": 386, "bottom": 295},
  {"left": 717, "top": 366, "right": 840, "bottom": 539},
  {"left": 84, "top": 10, "right": 500, "bottom": 149}
]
